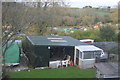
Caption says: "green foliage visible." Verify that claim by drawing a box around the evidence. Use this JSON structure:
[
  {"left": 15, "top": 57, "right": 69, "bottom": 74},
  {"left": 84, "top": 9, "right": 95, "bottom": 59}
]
[
  {"left": 57, "top": 27, "right": 118, "bottom": 42},
  {"left": 117, "top": 32, "right": 120, "bottom": 42},
  {"left": 64, "top": 30, "right": 100, "bottom": 41},
  {"left": 99, "top": 26, "right": 116, "bottom": 41},
  {"left": 58, "top": 31, "right": 67, "bottom": 36},
  {"left": 22, "top": 38, "right": 28, "bottom": 52}
]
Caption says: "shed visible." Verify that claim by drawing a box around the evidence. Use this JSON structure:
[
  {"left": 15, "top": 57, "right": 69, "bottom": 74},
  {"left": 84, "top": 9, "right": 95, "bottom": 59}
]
[
  {"left": 94, "top": 62, "right": 120, "bottom": 78},
  {"left": 25, "top": 36, "right": 87, "bottom": 68}
]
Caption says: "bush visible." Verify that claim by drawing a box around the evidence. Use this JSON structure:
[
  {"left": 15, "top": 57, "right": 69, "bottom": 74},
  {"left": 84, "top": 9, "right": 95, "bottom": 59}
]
[
  {"left": 66, "top": 30, "right": 100, "bottom": 41},
  {"left": 99, "top": 26, "right": 116, "bottom": 41}
]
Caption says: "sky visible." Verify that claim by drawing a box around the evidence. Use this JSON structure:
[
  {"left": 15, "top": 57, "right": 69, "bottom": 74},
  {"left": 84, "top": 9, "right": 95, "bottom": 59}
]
[
  {"left": 15, "top": 0, "right": 119, "bottom": 8},
  {"left": 66, "top": 0, "right": 120, "bottom": 8}
]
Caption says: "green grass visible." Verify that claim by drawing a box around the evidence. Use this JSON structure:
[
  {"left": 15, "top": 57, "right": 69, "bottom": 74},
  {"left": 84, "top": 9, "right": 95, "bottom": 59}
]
[{"left": 9, "top": 67, "right": 95, "bottom": 78}]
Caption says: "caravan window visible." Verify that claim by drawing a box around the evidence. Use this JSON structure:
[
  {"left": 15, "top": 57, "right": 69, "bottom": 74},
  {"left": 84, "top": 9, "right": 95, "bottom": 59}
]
[
  {"left": 83, "top": 51, "right": 94, "bottom": 59},
  {"left": 83, "top": 51, "right": 102, "bottom": 59}
]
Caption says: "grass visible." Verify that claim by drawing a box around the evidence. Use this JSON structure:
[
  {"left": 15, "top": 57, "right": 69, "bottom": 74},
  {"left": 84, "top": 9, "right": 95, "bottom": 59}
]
[{"left": 9, "top": 67, "right": 96, "bottom": 78}]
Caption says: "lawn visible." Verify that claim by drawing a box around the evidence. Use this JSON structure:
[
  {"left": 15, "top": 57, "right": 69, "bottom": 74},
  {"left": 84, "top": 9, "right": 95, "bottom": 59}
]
[{"left": 9, "top": 67, "right": 96, "bottom": 78}]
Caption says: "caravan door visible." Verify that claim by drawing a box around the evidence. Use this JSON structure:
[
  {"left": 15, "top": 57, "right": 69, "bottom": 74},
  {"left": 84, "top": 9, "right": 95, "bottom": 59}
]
[
  {"left": 75, "top": 49, "right": 79, "bottom": 65},
  {"left": 74, "top": 48, "right": 83, "bottom": 68}
]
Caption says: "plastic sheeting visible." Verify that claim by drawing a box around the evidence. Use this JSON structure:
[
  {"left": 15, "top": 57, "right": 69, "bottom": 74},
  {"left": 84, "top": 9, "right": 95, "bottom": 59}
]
[{"left": 3, "top": 42, "right": 20, "bottom": 63}]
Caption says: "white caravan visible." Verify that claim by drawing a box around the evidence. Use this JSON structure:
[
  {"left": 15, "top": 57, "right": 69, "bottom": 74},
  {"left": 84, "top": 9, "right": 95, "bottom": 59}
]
[{"left": 74, "top": 45, "right": 104, "bottom": 69}]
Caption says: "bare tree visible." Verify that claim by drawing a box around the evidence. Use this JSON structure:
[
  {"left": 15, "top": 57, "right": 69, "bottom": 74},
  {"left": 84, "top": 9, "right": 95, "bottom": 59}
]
[
  {"left": 25, "top": 0, "right": 67, "bottom": 35},
  {"left": 80, "top": 8, "right": 96, "bottom": 26},
  {"left": 2, "top": 1, "right": 68, "bottom": 78},
  {"left": 2, "top": 2, "right": 35, "bottom": 56},
  {"left": 2, "top": 2, "right": 37, "bottom": 78}
]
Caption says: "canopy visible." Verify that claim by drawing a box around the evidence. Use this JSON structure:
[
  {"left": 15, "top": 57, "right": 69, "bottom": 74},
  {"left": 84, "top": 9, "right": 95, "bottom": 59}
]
[{"left": 75, "top": 45, "right": 102, "bottom": 52}]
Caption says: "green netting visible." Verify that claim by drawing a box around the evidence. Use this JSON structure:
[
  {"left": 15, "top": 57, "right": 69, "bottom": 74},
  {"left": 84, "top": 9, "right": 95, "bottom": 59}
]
[{"left": 3, "top": 42, "right": 20, "bottom": 63}]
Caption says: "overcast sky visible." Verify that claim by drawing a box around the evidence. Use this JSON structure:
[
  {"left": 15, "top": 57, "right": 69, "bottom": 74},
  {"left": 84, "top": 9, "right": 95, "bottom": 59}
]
[{"left": 66, "top": 0, "right": 120, "bottom": 8}]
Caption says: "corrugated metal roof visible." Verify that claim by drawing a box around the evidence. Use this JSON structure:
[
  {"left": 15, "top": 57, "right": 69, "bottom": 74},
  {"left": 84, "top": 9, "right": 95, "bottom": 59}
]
[{"left": 27, "top": 36, "right": 87, "bottom": 46}]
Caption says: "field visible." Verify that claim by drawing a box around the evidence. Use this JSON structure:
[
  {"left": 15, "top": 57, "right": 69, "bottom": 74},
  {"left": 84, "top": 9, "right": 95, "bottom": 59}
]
[{"left": 9, "top": 67, "right": 96, "bottom": 78}]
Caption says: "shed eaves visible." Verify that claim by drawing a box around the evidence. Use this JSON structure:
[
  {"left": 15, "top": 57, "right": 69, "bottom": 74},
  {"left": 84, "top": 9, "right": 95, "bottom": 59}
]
[{"left": 27, "top": 36, "right": 87, "bottom": 46}]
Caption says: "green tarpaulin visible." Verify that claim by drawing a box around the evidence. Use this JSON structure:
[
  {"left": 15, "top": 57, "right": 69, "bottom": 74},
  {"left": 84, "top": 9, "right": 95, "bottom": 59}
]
[{"left": 3, "top": 42, "right": 20, "bottom": 63}]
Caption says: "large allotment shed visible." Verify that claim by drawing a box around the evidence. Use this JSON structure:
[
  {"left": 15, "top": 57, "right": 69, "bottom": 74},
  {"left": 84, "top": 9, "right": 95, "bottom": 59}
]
[{"left": 25, "top": 36, "right": 87, "bottom": 68}]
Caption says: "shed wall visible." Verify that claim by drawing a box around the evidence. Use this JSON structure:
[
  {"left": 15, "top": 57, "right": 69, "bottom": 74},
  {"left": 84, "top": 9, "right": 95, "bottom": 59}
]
[
  {"left": 24, "top": 39, "right": 36, "bottom": 68},
  {"left": 34, "top": 46, "right": 50, "bottom": 67},
  {"left": 25, "top": 43, "right": 74, "bottom": 68}
]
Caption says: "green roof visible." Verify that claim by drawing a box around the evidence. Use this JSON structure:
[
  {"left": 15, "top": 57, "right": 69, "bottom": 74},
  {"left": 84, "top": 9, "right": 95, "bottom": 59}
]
[
  {"left": 3, "top": 42, "right": 20, "bottom": 63},
  {"left": 27, "top": 36, "right": 87, "bottom": 46}
]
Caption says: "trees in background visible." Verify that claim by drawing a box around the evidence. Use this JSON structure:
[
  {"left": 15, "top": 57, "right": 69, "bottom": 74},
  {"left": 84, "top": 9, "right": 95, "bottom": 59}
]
[
  {"left": 59, "top": 30, "right": 101, "bottom": 41},
  {"left": 59, "top": 7, "right": 115, "bottom": 27},
  {"left": 13, "top": 4, "right": 117, "bottom": 36},
  {"left": 25, "top": 0, "right": 67, "bottom": 35},
  {"left": 99, "top": 26, "right": 116, "bottom": 41},
  {"left": 58, "top": 25, "right": 118, "bottom": 42},
  {"left": 79, "top": 8, "right": 96, "bottom": 26},
  {"left": 109, "top": 9, "right": 118, "bottom": 24}
]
